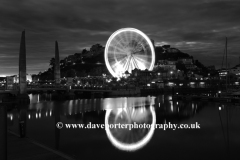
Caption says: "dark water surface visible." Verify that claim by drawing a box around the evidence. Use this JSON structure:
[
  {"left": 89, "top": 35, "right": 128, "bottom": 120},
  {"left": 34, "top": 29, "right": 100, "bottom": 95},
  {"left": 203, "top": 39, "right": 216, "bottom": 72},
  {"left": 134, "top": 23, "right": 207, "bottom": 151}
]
[{"left": 7, "top": 93, "right": 240, "bottom": 160}]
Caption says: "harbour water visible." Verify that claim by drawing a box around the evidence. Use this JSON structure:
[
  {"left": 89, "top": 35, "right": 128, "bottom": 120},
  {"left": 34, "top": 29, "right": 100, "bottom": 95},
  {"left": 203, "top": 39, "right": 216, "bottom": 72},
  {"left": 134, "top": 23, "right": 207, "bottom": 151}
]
[{"left": 7, "top": 93, "right": 240, "bottom": 160}]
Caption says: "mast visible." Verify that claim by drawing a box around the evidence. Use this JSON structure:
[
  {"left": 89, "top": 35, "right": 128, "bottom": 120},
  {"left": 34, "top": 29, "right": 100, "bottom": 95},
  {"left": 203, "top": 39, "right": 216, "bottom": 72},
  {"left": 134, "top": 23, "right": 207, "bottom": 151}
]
[
  {"left": 225, "top": 37, "right": 228, "bottom": 92},
  {"left": 225, "top": 37, "right": 230, "bottom": 154}
]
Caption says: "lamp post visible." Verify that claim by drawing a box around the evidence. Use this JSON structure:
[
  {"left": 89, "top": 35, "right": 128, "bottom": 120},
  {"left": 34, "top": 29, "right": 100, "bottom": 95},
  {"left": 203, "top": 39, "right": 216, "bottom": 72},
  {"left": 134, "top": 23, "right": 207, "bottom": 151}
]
[
  {"left": 0, "top": 105, "right": 7, "bottom": 160},
  {"left": 208, "top": 73, "right": 211, "bottom": 87},
  {"left": 102, "top": 73, "right": 106, "bottom": 88}
]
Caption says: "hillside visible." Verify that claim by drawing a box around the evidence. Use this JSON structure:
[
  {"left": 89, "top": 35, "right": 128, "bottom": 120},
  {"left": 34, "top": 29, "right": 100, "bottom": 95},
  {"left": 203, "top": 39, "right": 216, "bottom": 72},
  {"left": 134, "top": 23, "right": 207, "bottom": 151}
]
[
  {"left": 38, "top": 44, "right": 209, "bottom": 80},
  {"left": 155, "top": 45, "right": 191, "bottom": 62}
]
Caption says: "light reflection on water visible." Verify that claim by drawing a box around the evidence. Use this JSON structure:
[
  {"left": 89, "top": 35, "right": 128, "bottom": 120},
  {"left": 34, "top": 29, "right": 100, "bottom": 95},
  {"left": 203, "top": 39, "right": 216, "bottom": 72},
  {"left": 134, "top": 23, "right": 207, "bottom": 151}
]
[
  {"left": 7, "top": 94, "right": 200, "bottom": 122},
  {"left": 6, "top": 93, "right": 240, "bottom": 159},
  {"left": 105, "top": 97, "right": 156, "bottom": 151}
]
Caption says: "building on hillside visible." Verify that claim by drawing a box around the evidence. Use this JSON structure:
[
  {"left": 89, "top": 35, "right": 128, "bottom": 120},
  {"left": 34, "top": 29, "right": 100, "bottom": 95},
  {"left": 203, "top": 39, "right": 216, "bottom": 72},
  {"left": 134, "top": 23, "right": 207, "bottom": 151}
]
[
  {"left": 178, "top": 58, "right": 197, "bottom": 70},
  {"left": 153, "top": 68, "right": 184, "bottom": 80},
  {"left": 165, "top": 48, "right": 180, "bottom": 53},
  {"left": 157, "top": 59, "right": 177, "bottom": 71},
  {"left": 229, "top": 65, "right": 240, "bottom": 75},
  {"left": 158, "top": 64, "right": 176, "bottom": 71},
  {"left": 132, "top": 68, "right": 154, "bottom": 77},
  {"left": 218, "top": 68, "right": 228, "bottom": 79},
  {"left": 131, "top": 68, "right": 154, "bottom": 83},
  {"left": 178, "top": 58, "right": 193, "bottom": 64},
  {"left": 194, "top": 74, "right": 203, "bottom": 80},
  {"left": 208, "top": 72, "right": 220, "bottom": 80},
  {"left": 207, "top": 65, "right": 216, "bottom": 71},
  {"left": 185, "top": 64, "right": 197, "bottom": 70},
  {"left": 218, "top": 65, "right": 240, "bottom": 79},
  {"left": 167, "top": 60, "right": 177, "bottom": 65}
]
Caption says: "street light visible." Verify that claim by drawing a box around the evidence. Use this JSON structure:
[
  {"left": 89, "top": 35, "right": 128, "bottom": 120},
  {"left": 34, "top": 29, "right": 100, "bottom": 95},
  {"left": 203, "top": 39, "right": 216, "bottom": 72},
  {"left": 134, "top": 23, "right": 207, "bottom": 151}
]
[
  {"left": 170, "top": 71, "right": 173, "bottom": 79},
  {"left": 102, "top": 73, "right": 106, "bottom": 87}
]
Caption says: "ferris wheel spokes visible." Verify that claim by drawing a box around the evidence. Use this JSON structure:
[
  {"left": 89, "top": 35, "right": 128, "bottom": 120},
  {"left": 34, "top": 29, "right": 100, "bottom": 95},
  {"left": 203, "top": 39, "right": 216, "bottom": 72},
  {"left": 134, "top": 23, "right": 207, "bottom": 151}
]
[
  {"left": 105, "top": 28, "right": 155, "bottom": 77},
  {"left": 123, "top": 55, "right": 132, "bottom": 72},
  {"left": 131, "top": 55, "right": 139, "bottom": 69},
  {"left": 123, "top": 55, "right": 140, "bottom": 73},
  {"left": 109, "top": 45, "right": 128, "bottom": 55},
  {"left": 111, "top": 56, "right": 128, "bottom": 71},
  {"left": 133, "top": 56, "right": 152, "bottom": 69}
]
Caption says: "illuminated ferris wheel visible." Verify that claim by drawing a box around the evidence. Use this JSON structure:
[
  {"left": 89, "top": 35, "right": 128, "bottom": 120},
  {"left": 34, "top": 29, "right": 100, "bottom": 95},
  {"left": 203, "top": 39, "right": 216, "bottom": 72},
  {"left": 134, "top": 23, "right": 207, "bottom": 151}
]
[{"left": 104, "top": 28, "right": 155, "bottom": 77}]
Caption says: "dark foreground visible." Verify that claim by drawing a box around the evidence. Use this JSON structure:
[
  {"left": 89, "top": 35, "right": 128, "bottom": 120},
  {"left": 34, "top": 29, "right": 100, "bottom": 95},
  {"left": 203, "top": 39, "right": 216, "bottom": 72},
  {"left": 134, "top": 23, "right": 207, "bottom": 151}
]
[
  {"left": 7, "top": 131, "right": 73, "bottom": 160},
  {"left": 6, "top": 94, "right": 240, "bottom": 160}
]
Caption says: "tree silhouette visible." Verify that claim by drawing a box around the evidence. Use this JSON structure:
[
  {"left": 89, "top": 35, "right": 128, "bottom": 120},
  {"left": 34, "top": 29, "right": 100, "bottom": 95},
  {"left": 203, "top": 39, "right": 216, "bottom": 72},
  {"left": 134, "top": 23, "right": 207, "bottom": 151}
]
[
  {"left": 66, "top": 69, "right": 76, "bottom": 77},
  {"left": 49, "top": 57, "right": 55, "bottom": 68}
]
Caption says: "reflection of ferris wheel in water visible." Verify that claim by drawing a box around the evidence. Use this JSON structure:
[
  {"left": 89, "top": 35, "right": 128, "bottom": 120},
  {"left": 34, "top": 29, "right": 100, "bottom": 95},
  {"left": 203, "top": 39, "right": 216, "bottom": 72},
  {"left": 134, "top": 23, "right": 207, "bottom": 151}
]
[
  {"left": 104, "top": 28, "right": 155, "bottom": 77},
  {"left": 105, "top": 106, "right": 156, "bottom": 152}
]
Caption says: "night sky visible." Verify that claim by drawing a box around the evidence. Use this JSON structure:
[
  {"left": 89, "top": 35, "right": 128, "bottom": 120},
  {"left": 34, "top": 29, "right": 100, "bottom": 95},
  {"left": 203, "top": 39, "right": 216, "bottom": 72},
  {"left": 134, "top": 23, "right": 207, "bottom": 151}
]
[{"left": 1, "top": 0, "right": 240, "bottom": 76}]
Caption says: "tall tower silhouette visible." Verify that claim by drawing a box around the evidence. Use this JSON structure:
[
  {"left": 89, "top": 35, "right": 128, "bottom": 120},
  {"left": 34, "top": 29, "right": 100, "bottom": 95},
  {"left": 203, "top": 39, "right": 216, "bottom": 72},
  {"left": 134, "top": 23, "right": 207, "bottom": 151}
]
[
  {"left": 54, "top": 41, "right": 61, "bottom": 84},
  {"left": 19, "top": 30, "right": 27, "bottom": 94},
  {"left": 17, "top": 30, "right": 30, "bottom": 103}
]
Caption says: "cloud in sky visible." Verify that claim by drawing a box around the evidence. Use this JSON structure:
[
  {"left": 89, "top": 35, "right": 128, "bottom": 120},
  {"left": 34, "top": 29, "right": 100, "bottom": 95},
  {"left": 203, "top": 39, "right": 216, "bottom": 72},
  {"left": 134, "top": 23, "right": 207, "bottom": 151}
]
[{"left": 0, "top": 0, "right": 240, "bottom": 75}]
